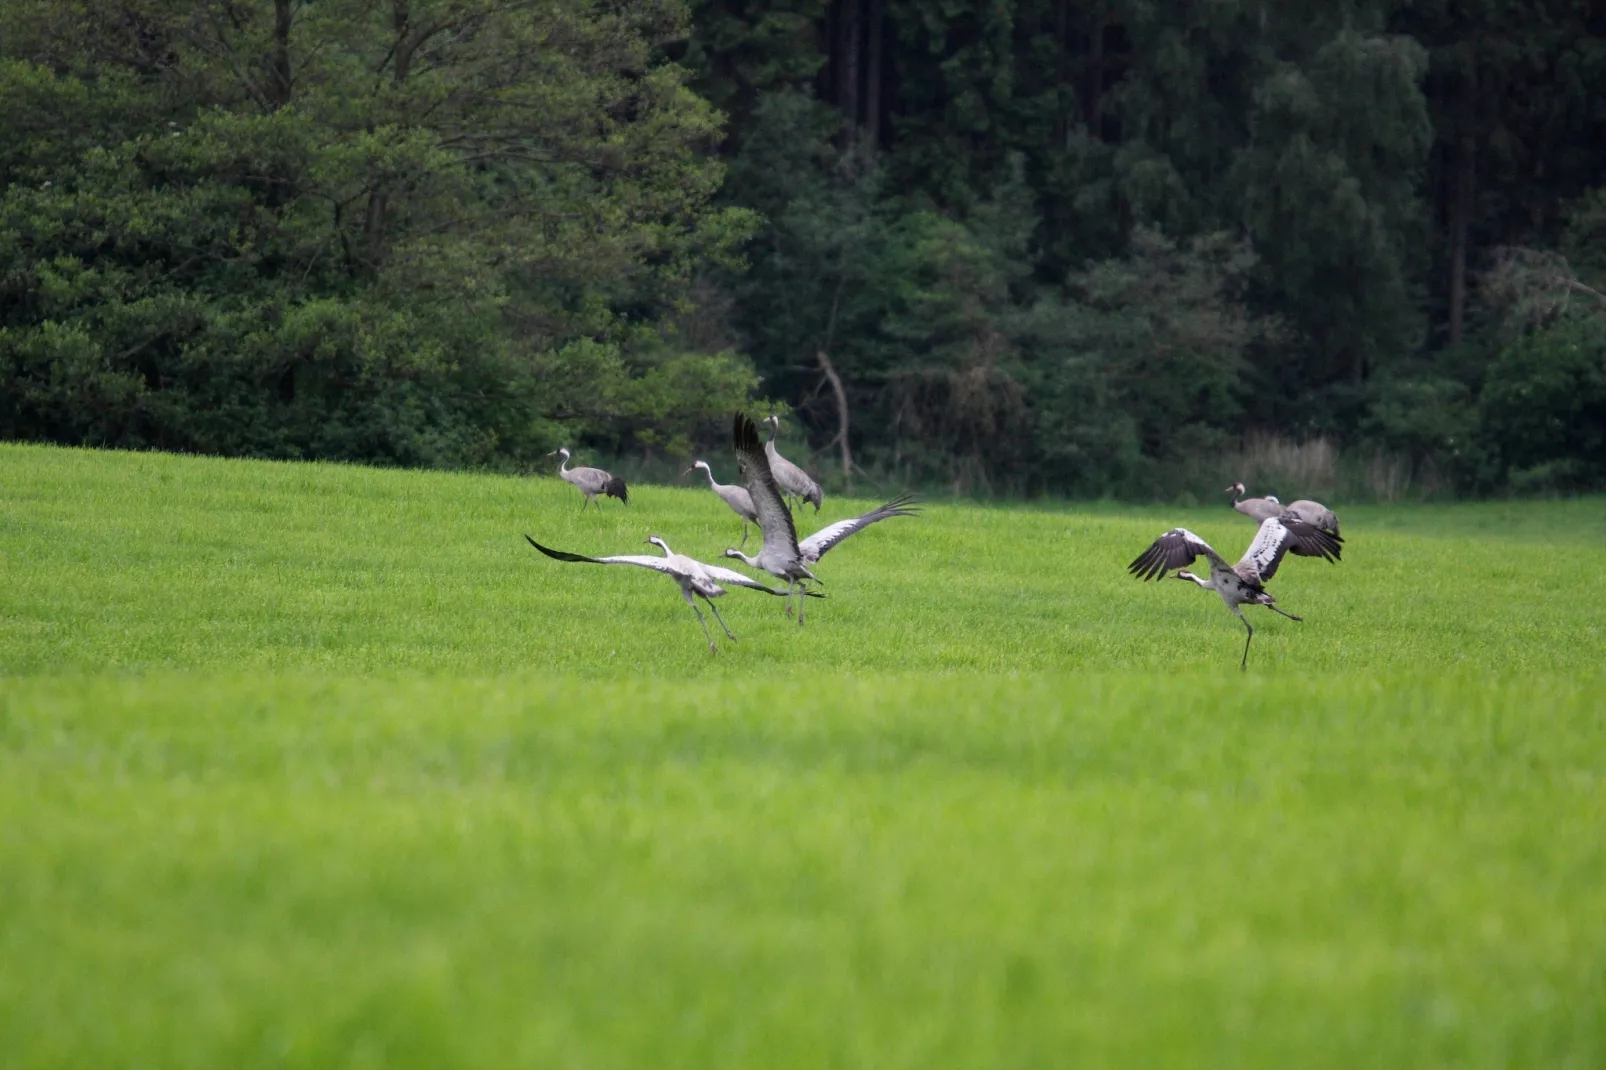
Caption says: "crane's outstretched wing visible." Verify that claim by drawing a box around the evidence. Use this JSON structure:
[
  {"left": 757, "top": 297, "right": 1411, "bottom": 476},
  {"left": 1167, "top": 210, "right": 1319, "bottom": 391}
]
[
  {"left": 733, "top": 412, "right": 801, "bottom": 560},
  {"left": 525, "top": 536, "right": 678, "bottom": 576},
  {"left": 1128, "top": 528, "right": 1223, "bottom": 581},
  {"left": 798, "top": 493, "right": 922, "bottom": 562},
  {"left": 698, "top": 562, "right": 826, "bottom": 598},
  {"left": 1237, "top": 517, "right": 1339, "bottom": 582}
]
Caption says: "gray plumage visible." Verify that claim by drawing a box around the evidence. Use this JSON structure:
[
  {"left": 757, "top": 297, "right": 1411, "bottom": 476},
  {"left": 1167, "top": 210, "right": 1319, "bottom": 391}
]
[
  {"left": 721, "top": 412, "right": 820, "bottom": 623},
  {"left": 797, "top": 492, "right": 921, "bottom": 565},
  {"left": 763, "top": 415, "right": 823, "bottom": 513},
  {"left": 524, "top": 533, "right": 818, "bottom": 653},
  {"left": 1129, "top": 517, "right": 1340, "bottom": 669},
  {"left": 1226, "top": 482, "right": 1342, "bottom": 556},
  {"left": 551, "top": 448, "right": 628, "bottom": 510},
  {"left": 685, "top": 459, "right": 758, "bottom": 547}
]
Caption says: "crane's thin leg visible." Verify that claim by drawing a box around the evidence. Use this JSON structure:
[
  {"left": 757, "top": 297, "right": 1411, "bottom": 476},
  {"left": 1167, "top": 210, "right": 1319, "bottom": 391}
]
[
  {"left": 1235, "top": 609, "right": 1253, "bottom": 671},
  {"left": 683, "top": 592, "right": 717, "bottom": 653},
  {"left": 1263, "top": 604, "right": 1303, "bottom": 622},
  {"left": 704, "top": 597, "right": 738, "bottom": 641},
  {"left": 796, "top": 581, "right": 806, "bottom": 626},
  {"left": 579, "top": 495, "right": 591, "bottom": 513},
  {"left": 739, "top": 522, "right": 749, "bottom": 549}
]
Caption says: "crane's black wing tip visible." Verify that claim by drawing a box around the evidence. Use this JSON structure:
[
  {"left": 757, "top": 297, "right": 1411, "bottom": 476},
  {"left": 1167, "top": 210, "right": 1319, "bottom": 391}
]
[
  {"left": 1127, "top": 546, "right": 1166, "bottom": 581},
  {"left": 604, "top": 476, "right": 629, "bottom": 504},
  {"left": 524, "top": 536, "right": 594, "bottom": 564},
  {"left": 732, "top": 411, "right": 761, "bottom": 453}
]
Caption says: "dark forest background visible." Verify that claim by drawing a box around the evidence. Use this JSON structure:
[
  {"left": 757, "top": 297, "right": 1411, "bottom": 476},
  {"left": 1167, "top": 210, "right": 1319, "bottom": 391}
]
[{"left": 4, "top": 0, "right": 1605, "bottom": 500}]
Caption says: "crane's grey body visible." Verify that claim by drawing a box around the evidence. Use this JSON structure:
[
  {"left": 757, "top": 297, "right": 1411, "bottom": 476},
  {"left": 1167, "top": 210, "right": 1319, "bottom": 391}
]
[
  {"left": 1128, "top": 517, "right": 1340, "bottom": 669},
  {"left": 763, "top": 415, "right": 823, "bottom": 513},
  {"left": 550, "top": 448, "right": 628, "bottom": 511},
  {"left": 525, "top": 533, "right": 816, "bottom": 652},
  {"left": 1226, "top": 482, "right": 1342, "bottom": 556},
  {"left": 685, "top": 460, "right": 758, "bottom": 547}
]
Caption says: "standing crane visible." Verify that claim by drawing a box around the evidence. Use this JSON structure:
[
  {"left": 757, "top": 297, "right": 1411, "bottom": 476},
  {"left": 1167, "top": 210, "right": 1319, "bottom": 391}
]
[
  {"left": 524, "top": 533, "right": 819, "bottom": 653},
  {"left": 684, "top": 459, "right": 759, "bottom": 547},
  {"left": 1128, "top": 516, "right": 1340, "bottom": 669},
  {"left": 548, "top": 448, "right": 628, "bottom": 511},
  {"left": 763, "top": 415, "right": 823, "bottom": 513},
  {"left": 1227, "top": 482, "right": 1342, "bottom": 547}
]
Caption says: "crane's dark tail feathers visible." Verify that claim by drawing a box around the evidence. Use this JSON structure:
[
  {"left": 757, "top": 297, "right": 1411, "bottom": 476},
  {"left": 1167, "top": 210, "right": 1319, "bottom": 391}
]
[
  {"left": 603, "top": 476, "right": 629, "bottom": 504},
  {"left": 524, "top": 534, "right": 598, "bottom": 564}
]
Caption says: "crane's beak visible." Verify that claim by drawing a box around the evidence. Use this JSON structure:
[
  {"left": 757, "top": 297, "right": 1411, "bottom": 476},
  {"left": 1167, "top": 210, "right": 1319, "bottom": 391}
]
[{"left": 680, "top": 466, "right": 695, "bottom": 478}]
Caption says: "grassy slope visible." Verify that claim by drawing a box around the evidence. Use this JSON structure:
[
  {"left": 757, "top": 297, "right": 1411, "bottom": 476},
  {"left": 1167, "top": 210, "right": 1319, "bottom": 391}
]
[{"left": 2, "top": 443, "right": 1605, "bottom": 1068}]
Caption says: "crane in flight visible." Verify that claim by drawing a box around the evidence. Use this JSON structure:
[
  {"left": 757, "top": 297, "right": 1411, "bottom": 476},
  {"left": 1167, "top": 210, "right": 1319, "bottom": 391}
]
[
  {"left": 1128, "top": 516, "right": 1340, "bottom": 669},
  {"left": 525, "top": 534, "right": 819, "bottom": 653},
  {"left": 723, "top": 412, "right": 918, "bottom": 623}
]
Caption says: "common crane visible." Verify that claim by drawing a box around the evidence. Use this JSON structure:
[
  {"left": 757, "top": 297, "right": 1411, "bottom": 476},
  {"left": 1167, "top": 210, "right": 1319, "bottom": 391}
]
[
  {"left": 724, "top": 413, "right": 919, "bottom": 622},
  {"left": 549, "top": 448, "right": 628, "bottom": 510},
  {"left": 763, "top": 415, "right": 823, "bottom": 513},
  {"left": 1227, "top": 482, "right": 1341, "bottom": 545},
  {"left": 1128, "top": 517, "right": 1340, "bottom": 670},
  {"left": 719, "top": 412, "right": 822, "bottom": 623},
  {"left": 684, "top": 459, "right": 759, "bottom": 547},
  {"left": 758, "top": 492, "right": 922, "bottom": 618},
  {"left": 524, "top": 533, "right": 818, "bottom": 653}
]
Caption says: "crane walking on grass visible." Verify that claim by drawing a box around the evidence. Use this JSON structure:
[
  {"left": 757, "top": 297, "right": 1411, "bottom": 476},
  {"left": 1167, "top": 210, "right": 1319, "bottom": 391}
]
[
  {"left": 1128, "top": 517, "right": 1341, "bottom": 670},
  {"left": 524, "top": 534, "right": 819, "bottom": 653},
  {"left": 763, "top": 415, "right": 823, "bottom": 514},
  {"left": 1227, "top": 482, "right": 1342, "bottom": 551},
  {"left": 684, "top": 459, "right": 759, "bottom": 547},
  {"left": 549, "top": 448, "right": 628, "bottom": 511}
]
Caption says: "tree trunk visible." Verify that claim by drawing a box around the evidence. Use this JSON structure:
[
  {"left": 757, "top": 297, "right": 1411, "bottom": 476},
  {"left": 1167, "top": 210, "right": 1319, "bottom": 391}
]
[
  {"left": 865, "top": 0, "right": 883, "bottom": 148},
  {"left": 1447, "top": 39, "right": 1477, "bottom": 347},
  {"left": 268, "top": 0, "right": 293, "bottom": 110},
  {"left": 1087, "top": 14, "right": 1105, "bottom": 136},
  {"left": 837, "top": 0, "right": 861, "bottom": 130},
  {"left": 817, "top": 350, "right": 853, "bottom": 491}
]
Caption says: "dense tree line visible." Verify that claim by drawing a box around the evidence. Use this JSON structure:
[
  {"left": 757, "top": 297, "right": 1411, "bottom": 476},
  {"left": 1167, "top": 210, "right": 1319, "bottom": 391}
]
[{"left": 3, "top": 0, "right": 1604, "bottom": 497}]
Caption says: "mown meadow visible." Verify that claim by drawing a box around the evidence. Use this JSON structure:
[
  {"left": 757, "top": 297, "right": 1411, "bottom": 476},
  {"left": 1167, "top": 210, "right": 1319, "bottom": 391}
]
[{"left": 2, "top": 442, "right": 1604, "bottom": 1067}]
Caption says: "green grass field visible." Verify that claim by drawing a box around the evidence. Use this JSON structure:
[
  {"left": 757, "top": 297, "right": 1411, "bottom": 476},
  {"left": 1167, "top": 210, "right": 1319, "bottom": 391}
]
[{"left": 3, "top": 442, "right": 1604, "bottom": 1067}]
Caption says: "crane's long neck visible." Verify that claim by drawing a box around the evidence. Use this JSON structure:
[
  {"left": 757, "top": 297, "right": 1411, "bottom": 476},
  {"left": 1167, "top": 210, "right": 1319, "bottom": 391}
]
[
  {"left": 726, "top": 550, "right": 759, "bottom": 568},
  {"left": 700, "top": 467, "right": 720, "bottom": 491},
  {"left": 557, "top": 452, "right": 570, "bottom": 475},
  {"left": 1175, "top": 570, "right": 1214, "bottom": 590}
]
